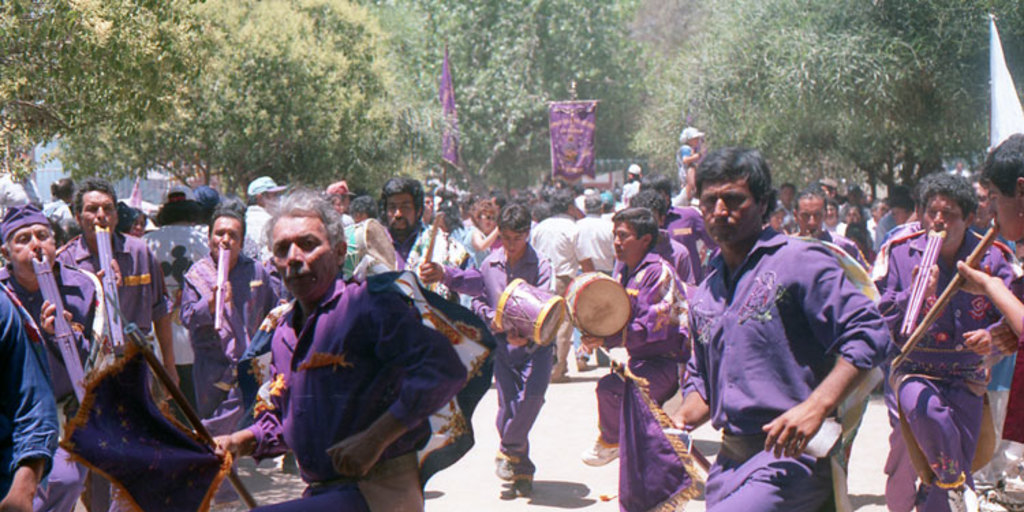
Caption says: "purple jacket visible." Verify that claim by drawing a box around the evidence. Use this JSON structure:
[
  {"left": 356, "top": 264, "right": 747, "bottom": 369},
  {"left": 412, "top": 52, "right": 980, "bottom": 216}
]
[
  {"left": 664, "top": 206, "right": 716, "bottom": 282},
  {"left": 653, "top": 229, "right": 695, "bottom": 285},
  {"left": 604, "top": 251, "right": 689, "bottom": 362}
]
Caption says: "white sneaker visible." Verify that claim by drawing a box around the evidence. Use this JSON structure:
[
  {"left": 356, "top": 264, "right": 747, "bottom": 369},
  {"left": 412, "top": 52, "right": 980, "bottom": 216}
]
[
  {"left": 948, "top": 486, "right": 980, "bottom": 512},
  {"left": 581, "top": 438, "right": 619, "bottom": 466}
]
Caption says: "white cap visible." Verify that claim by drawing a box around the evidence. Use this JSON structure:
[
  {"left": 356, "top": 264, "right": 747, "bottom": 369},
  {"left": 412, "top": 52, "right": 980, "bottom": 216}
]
[
  {"left": 679, "top": 126, "right": 705, "bottom": 143},
  {"left": 627, "top": 164, "right": 642, "bottom": 175}
]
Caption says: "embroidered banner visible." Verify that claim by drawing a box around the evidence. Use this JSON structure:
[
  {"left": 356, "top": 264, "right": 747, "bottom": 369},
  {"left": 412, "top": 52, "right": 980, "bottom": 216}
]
[{"left": 549, "top": 100, "right": 598, "bottom": 180}]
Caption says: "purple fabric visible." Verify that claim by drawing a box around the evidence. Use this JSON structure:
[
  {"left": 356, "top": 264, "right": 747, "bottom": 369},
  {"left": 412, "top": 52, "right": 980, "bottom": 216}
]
[
  {"left": 56, "top": 233, "right": 172, "bottom": 333},
  {"left": 251, "top": 484, "right": 368, "bottom": 512},
  {"left": 0, "top": 262, "right": 95, "bottom": 401},
  {"left": 883, "top": 375, "right": 917, "bottom": 512},
  {"left": 439, "top": 47, "right": 460, "bottom": 169},
  {"left": 603, "top": 252, "right": 688, "bottom": 362},
  {"left": 0, "top": 204, "right": 48, "bottom": 242},
  {"left": 618, "top": 374, "right": 695, "bottom": 512},
  {"left": 32, "top": 447, "right": 86, "bottom": 512},
  {"left": 704, "top": 449, "right": 832, "bottom": 511},
  {"left": 598, "top": 357, "right": 678, "bottom": 445},
  {"left": 685, "top": 228, "right": 892, "bottom": 436},
  {"left": 548, "top": 101, "right": 598, "bottom": 181},
  {"left": 63, "top": 350, "right": 225, "bottom": 512},
  {"left": 245, "top": 278, "right": 465, "bottom": 485},
  {"left": 664, "top": 206, "right": 716, "bottom": 282},
  {"left": 653, "top": 229, "right": 695, "bottom": 285},
  {"left": 180, "top": 254, "right": 278, "bottom": 435}
]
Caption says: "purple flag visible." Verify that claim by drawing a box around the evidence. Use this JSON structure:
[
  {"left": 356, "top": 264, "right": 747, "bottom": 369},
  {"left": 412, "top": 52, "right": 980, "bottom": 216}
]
[
  {"left": 439, "top": 46, "right": 461, "bottom": 169},
  {"left": 62, "top": 346, "right": 231, "bottom": 512},
  {"left": 549, "top": 100, "right": 598, "bottom": 181},
  {"left": 619, "top": 370, "right": 701, "bottom": 512}
]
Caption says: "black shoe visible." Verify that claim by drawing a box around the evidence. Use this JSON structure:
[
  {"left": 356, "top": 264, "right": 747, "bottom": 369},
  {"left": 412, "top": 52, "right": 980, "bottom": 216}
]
[{"left": 513, "top": 478, "right": 533, "bottom": 497}]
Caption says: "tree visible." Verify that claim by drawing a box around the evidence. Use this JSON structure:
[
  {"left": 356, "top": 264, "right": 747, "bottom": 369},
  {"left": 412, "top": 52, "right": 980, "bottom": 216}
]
[
  {"left": 62, "top": 0, "right": 405, "bottom": 195},
  {"left": 0, "top": 0, "right": 202, "bottom": 177}
]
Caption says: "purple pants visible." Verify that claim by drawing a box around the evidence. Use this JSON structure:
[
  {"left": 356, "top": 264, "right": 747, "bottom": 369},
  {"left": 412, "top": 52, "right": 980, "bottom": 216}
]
[
  {"left": 493, "top": 341, "right": 552, "bottom": 476},
  {"left": 884, "top": 374, "right": 918, "bottom": 512},
  {"left": 251, "top": 484, "right": 368, "bottom": 511},
  {"left": 597, "top": 357, "right": 679, "bottom": 445},
  {"left": 33, "top": 447, "right": 86, "bottom": 512},
  {"left": 898, "top": 377, "right": 983, "bottom": 511},
  {"left": 706, "top": 447, "right": 832, "bottom": 511}
]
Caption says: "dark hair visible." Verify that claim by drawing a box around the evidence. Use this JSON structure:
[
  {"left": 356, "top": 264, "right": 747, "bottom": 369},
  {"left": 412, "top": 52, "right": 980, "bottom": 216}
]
[
  {"left": 629, "top": 189, "right": 669, "bottom": 219},
  {"left": 156, "top": 200, "right": 202, "bottom": 226},
  {"left": 795, "top": 186, "right": 827, "bottom": 209},
  {"left": 349, "top": 195, "right": 377, "bottom": 219},
  {"left": 380, "top": 178, "right": 424, "bottom": 219},
  {"left": 780, "top": 182, "right": 796, "bottom": 192},
  {"left": 116, "top": 202, "right": 142, "bottom": 234},
  {"left": 612, "top": 207, "right": 659, "bottom": 252},
  {"left": 438, "top": 200, "right": 462, "bottom": 233},
  {"left": 531, "top": 202, "right": 551, "bottom": 223},
  {"left": 548, "top": 189, "right": 574, "bottom": 215},
  {"left": 886, "top": 185, "right": 915, "bottom": 211},
  {"left": 51, "top": 178, "right": 74, "bottom": 202},
  {"left": 498, "top": 203, "right": 532, "bottom": 232},
  {"left": 640, "top": 174, "right": 676, "bottom": 199},
  {"left": 982, "top": 134, "right": 1024, "bottom": 197},
  {"left": 208, "top": 197, "right": 247, "bottom": 238},
  {"left": 844, "top": 223, "right": 874, "bottom": 262},
  {"left": 695, "top": 147, "right": 775, "bottom": 222},
  {"left": 73, "top": 178, "right": 117, "bottom": 215},
  {"left": 917, "top": 172, "right": 978, "bottom": 217}
]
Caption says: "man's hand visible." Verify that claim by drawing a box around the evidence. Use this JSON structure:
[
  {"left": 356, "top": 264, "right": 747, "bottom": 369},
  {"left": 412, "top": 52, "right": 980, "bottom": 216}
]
[
  {"left": 506, "top": 335, "right": 529, "bottom": 347},
  {"left": 762, "top": 397, "right": 828, "bottom": 458},
  {"left": 39, "top": 301, "right": 73, "bottom": 336},
  {"left": 580, "top": 335, "right": 603, "bottom": 353},
  {"left": 327, "top": 430, "right": 388, "bottom": 478},
  {"left": 963, "top": 329, "right": 994, "bottom": 355},
  {"left": 213, "top": 430, "right": 255, "bottom": 459},
  {"left": 991, "top": 323, "right": 1019, "bottom": 355},
  {"left": 911, "top": 264, "right": 940, "bottom": 302},
  {"left": 957, "top": 261, "right": 1000, "bottom": 296},
  {"left": 0, "top": 460, "right": 44, "bottom": 512},
  {"left": 209, "top": 282, "right": 233, "bottom": 315},
  {"left": 418, "top": 262, "right": 445, "bottom": 285},
  {"left": 97, "top": 260, "right": 123, "bottom": 286}
]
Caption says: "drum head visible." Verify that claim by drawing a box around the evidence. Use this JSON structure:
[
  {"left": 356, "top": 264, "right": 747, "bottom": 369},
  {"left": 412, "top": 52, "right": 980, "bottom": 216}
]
[
  {"left": 361, "top": 219, "right": 396, "bottom": 271},
  {"left": 571, "top": 276, "right": 630, "bottom": 337}
]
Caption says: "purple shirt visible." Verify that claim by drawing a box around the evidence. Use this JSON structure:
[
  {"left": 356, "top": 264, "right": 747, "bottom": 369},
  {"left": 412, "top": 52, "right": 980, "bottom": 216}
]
[
  {"left": 875, "top": 229, "right": 1019, "bottom": 384},
  {"left": 0, "top": 263, "right": 96, "bottom": 401},
  {"left": 653, "top": 229, "right": 695, "bottom": 285},
  {"left": 445, "top": 245, "right": 551, "bottom": 332},
  {"left": 604, "top": 251, "right": 689, "bottom": 361},
  {"left": 246, "top": 278, "right": 465, "bottom": 484},
  {"left": 685, "top": 228, "right": 893, "bottom": 436},
  {"left": 56, "top": 233, "right": 172, "bottom": 333},
  {"left": 664, "top": 206, "right": 716, "bottom": 282}
]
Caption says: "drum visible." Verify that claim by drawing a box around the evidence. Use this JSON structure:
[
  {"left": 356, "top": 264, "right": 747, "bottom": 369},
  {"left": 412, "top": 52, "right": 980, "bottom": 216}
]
[
  {"left": 343, "top": 219, "right": 396, "bottom": 279},
  {"left": 565, "top": 272, "right": 631, "bottom": 337},
  {"left": 494, "top": 279, "right": 566, "bottom": 346}
]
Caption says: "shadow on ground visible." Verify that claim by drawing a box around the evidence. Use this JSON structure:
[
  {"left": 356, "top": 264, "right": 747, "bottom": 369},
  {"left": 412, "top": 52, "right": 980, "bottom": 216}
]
[{"left": 497, "top": 480, "right": 597, "bottom": 508}]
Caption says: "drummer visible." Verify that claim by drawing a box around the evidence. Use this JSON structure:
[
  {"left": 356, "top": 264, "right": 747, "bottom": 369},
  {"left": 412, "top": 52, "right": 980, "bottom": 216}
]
[
  {"left": 579, "top": 207, "right": 689, "bottom": 467},
  {"left": 628, "top": 190, "right": 696, "bottom": 285},
  {"left": 420, "top": 203, "right": 554, "bottom": 498}
]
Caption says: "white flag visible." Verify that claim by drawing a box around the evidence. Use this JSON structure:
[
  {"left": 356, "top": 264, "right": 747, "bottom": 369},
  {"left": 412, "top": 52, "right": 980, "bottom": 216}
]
[{"left": 991, "top": 14, "right": 1024, "bottom": 149}]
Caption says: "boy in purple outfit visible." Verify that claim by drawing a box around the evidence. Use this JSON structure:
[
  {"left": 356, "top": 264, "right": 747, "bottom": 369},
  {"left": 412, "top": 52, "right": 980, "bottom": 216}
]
[
  {"left": 874, "top": 172, "right": 1019, "bottom": 511},
  {"left": 420, "top": 203, "right": 553, "bottom": 498},
  {"left": 671, "top": 148, "right": 893, "bottom": 511},
  {"left": 214, "top": 190, "right": 465, "bottom": 512},
  {"left": 180, "top": 200, "right": 278, "bottom": 436},
  {"left": 794, "top": 187, "right": 870, "bottom": 269},
  {"left": 579, "top": 207, "right": 689, "bottom": 467},
  {"left": 628, "top": 190, "right": 696, "bottom": 284},
  {"left": 0, "top": 204, "right": 97, "bottom": 512},
  {"left": 642, "top": 174, "right": 716, "bottom": 281}
]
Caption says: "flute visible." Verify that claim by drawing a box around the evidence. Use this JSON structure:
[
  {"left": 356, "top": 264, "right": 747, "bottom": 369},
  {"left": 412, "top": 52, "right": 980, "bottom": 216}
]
[
  {"left": 95, "top": 226, "right": 125, "bottom": 347},
  {"left": 900, "top": 230, "right": 946, "bottom": 337},
  {"left": 214, "top": 246, "right": 229, "bottom": 330},
  {"left": 32, "top": 252, "right": 86, "bottom": 402}
]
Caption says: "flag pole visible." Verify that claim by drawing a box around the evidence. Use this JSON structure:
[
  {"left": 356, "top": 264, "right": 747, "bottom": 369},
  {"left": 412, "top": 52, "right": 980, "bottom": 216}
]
[
  {"left": 423, "top": 162, "right": 447, "bottom": 264},
  {"left": 124, "top": 325, "right": 259, "bottom": 509}
]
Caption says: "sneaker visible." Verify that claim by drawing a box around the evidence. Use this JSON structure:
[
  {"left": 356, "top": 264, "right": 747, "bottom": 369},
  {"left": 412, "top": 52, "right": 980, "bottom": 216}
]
[
  {"left": 495, "top": 456, "right": 515, "bottom": 481},
  {"left": 581, "top": 438, "right": 619, "bottom": 466},
  {"left": 948, "top": 485, "right": 979, "bottom": 512}
]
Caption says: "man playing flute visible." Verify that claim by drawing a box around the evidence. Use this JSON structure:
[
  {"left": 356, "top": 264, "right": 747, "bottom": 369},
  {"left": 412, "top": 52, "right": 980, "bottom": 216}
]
[
  {"left": 0, "top": 204, "right": 96, "bottom": 512},
  {"left": 671, "top": 147, "right": 893, "bottom": 511},
  {"left": 875, "top": 172, "right": 1021, "bottom": 511}
]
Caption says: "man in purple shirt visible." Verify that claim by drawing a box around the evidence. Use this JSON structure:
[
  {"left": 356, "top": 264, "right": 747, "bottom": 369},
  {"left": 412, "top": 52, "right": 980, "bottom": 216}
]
[
  {"left": 0, "top": 204, "right": 98, "bottom": 512},
  {"left": 579, "top": 207, "right": 689, "bottom": 468},
  {"left": 794, "top": 187, "right": 869, "bottom": 269},
  {"left": 180, "top": 201, "right": 279, "bottom": 437},
  {"left": 642, "top": 174, "right": 716, "bottom": 282},
  {"left": 875, "top": 172, "right": 1020, "bottom": 511},
  {"left": 671, "top": 147, "right": 893, "bottom": 511},
  {"left": 214, "top": 190, "right": 465, "bottom": 511},
  {"left": 629, "top": 190, "right": 696, "bottom": 284},
  {"left": 421, "top": 203, "right": 553, "bottom": 498},
  {"left": 55, "top": 178, "right": 175, "bottom": 379}
]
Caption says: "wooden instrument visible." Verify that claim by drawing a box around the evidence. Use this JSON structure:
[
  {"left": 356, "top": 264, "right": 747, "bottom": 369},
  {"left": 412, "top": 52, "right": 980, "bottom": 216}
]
[
  {"left": 900, "top": 230, "right": 946, "bottom": 337},
  {"left": 95, "top": 226, "right": 125, "bottom": 347},
  {"left": 32, "top": 251, "right": 86, "bottom": 401},
  {"left": 495, "top": 279, "right": 566, "bottom": 346},
  {"left": 214, "top": 247, "right": 229, "bottom": 330}
]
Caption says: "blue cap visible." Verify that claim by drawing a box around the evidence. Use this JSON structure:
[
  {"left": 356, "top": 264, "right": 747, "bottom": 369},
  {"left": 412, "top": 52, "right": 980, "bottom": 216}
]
[
  {"left": 247, "top": 176, "right": 286, "bottom": 198},
  {"left": 1, "top": 204, "right": 49, "bottom": 242},
  {"left": 194, "top": 185, "right": 220, "bottom": 210}
]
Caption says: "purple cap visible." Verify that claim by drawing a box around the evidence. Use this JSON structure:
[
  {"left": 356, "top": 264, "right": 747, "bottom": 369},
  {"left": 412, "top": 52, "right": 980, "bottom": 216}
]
[{"left": 1, "top": 204, "right": 49, "bottom": 242}]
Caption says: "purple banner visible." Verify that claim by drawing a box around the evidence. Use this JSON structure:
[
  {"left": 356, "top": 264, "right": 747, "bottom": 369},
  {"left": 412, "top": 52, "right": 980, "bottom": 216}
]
[
  {"left": 549, "top": 100, "right": 598, "bottom": 181},
  {"left": 439, "top": 46, "right": 461, "bottom": 169}
]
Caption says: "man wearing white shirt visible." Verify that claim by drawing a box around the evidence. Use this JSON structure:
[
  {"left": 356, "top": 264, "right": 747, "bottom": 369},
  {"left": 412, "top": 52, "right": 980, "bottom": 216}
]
[
  {"left": 531, "top": 189, "right": 580, "bottom": 382},
  {"left": 576, "top": 195, "right": 614, "bottom": 274}
]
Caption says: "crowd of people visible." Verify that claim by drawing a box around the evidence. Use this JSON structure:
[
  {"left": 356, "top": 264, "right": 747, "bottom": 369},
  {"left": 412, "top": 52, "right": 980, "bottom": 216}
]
[{"left": 3, "top": 132, "right": 1024, "bottom": 512}]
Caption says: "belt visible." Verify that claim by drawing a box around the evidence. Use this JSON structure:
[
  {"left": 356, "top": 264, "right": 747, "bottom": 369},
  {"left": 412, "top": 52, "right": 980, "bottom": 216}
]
[
  {"left": 310, "top": 452, "right": 418, "bottom": 488},
  {"left": 719, "top": 433, "right": 768, "bottom": 464}
]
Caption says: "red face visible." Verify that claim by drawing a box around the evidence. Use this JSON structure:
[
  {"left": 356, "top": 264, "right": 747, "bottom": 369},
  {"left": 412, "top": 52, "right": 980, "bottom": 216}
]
[
  {"left": 699, "top": 178, "right": 765, "bottom": 247},
  {"left": 612, "top": 222, "right": 651, "bottom": 269},
  {"left": 270, "top": 215, "right": 345, "bottom": 308}
]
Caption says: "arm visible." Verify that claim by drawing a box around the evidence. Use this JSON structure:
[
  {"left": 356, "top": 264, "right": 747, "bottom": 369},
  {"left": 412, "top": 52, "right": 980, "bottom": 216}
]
[
  {"left": 0, "top": 458, "right": 46, "bottom": 512},
  {"left": 579, "top": 258, "right": 595, "bottom": 273},
  {"left": 326, "top": 412, "right": 408, "bottom": 477},
  {"left": 958, "top": 261, "right": 1024, "bottom": 336},
  {"left": 152, "top": 313, "right": 177, "bottom": 384},
  {"left": 672, "top": 391, "right": 711, "bottom": 430},
  {"left": 471, "top": 226, "right": 499, "bottom": 252}
]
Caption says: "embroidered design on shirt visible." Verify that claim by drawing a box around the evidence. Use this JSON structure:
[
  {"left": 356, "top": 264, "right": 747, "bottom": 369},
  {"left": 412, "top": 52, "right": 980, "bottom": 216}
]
[
  {"left": 968, "top": 296, "right": 990, "bottom": 321},
  {"left": 298, "top": 352, "right": 354, "bottom": 371},
  {"left": 737, "top": 271, "right": 784, "bottom": 324}
]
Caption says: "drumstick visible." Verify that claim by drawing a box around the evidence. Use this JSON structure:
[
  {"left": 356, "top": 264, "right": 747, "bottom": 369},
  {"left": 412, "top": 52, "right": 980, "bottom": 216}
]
[
  {"left": 33, "top": 251, "right": 86, "bottom": 402},
  {"left": 900, "top": 230, "right": 945, "bottom": 337},
  {"left": 892, "top": 225, "right": 998, "bottom": 369}
]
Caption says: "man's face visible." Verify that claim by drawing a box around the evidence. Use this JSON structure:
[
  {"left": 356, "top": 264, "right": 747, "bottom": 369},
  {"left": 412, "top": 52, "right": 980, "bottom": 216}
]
[
  {"left": 330, "top": 194, "right": 350, "bottom": 215},
  {"left": 973, "top": 182, "right": 993, "bottom": 229},
  {"left": 2, "top": 224, "right": 56, "bottom": 272},
  {"left": 922, "top": 194, "right": 973, "bottom": 253},
  {"left": 612, "top": 221, "right": 652, "bottom": 269},
  {"left": 824, "top": 202, "right": 839, "bottom": 226},
  {"left": 270, "top": 215, "right": 345, "bottom": 307},
  {"left": 699, "top": 179, "right": 765, "bottom": 246},
  {"left": 989, "top": 182, "right": 1024, "bottom": 241},
  {"left": 422, "top": 196, "right": 434, "bottom": 223},
  {"left": 499, "top": 228, "right": 529, "bottom": 260},
  {"left": 891, "top": 206, "right": 912, "bottom": 225},
  {"left": 76, "top": 191, "right": 117, "bottom": 242},
  {"left": 210, "top": 217, "right": 244, "bottom": 268},
  {"left": 385, "top": 193, "right": 419, "bottom": 240},
  {"left": 779, "top": 186, "right": 795, "bottom": 206},
  {"left": 796, "top": 196, "right": 825, "bottom": 237}
]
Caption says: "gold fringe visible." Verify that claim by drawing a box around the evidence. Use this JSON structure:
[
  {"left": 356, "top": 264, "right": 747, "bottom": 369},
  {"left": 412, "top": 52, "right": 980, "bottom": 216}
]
[{"left": 935, "top": 472, "right": 967, "bottom": 490}]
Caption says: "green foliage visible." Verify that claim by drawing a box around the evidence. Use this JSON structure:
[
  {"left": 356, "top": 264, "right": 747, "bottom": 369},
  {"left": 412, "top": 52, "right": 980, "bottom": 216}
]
[{"left": 62, "top": 0, "right": 403, "bottom": 196}]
